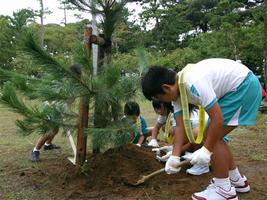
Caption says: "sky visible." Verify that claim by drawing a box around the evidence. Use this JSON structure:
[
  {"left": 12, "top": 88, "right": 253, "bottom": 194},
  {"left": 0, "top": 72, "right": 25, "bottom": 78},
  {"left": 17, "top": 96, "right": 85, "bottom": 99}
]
[
  {"left": 0, "top": 0, "right": 142, "bottom": 25},
  {"left": 0, "top": 0, "right": 91, "bottom": 24}
]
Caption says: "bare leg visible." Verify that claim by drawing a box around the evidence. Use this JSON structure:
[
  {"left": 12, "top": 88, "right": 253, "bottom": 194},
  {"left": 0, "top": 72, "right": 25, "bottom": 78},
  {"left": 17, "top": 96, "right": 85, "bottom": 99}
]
[
  {"left": 45, "top": 128, "right": 59, "bottom": 144},
  {"left": 209, "top": 126, "right": 236, "bottom": 178},
  {"left": 34, "top": 135, "right": 51, "bottom": 150},
  {"left": 137, "top": 135, "right": 145, "bottom": 145},
  {"left": 34, "top": 128, "right": 59, "bottom": 150}
]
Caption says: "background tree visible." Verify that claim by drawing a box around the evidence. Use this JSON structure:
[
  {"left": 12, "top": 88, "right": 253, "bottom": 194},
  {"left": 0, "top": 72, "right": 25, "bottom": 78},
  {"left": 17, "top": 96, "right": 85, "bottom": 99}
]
[
  {"left": 36, "top": 0, "right": 52, "bottom": 48},
  {"left": 0, "top": 32, "right": 139, "bottom": 159},
  {"left": 65, "top": 1, "right": 142, "bottom": 153},
  {"left": 0, "top": 16, "right": 15, "bottom": 70}
]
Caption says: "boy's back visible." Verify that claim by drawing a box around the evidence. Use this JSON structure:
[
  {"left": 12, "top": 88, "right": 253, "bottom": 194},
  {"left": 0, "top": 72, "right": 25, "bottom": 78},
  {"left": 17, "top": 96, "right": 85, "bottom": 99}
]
[
  {"left": 174, "top": 58, "right": 251, "bottom": 111},
  {"left": 184, "top": 58, "right": 250, "bottom": 97}
]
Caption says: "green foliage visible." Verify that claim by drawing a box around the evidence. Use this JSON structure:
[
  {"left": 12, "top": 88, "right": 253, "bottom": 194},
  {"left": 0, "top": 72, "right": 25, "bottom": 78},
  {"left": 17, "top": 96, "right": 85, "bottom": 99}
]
[
  {"left": 0, "top": 16, "right": 16, "bottom": 69},
  {"left": 19, "top": 32, "right": 92, "bottom": 95},
  {"left": 0, "top": 9, "right": 35, "bottom": 71},
  {"left": 0, "top": 83, "right": 51, "bottom": 135},
  {"left": 112, "top": 47, "right": 150, "bottom": 73},
  {"left": 139, "top": 0, "right": 263, "bottom": 53},
  {"left": 0, "top": 28, "right": 139, "bottom": 152},
  {"left": 1, "top": 83, "right": 33, "bottom": 117},
  {"left": 0, "top": 0, "right": 265, "bottom": 151},
  {"left": 149, "top": 48, "right": 201, "bottom": 70},
  {"left": 20, "top": 32, "right": 65, "bottom": 74},
  {"left": 93, "top": 64, "right": 139, "bottom": 126},
  {"left": 0, "top": 68, "right": 36, "bottom": 96},
  {"left": 8, "top": 9, "right": 35, "bottom": 33},
  {"left": 0, "top": 80, "right": 77, "bottom": 136},
  {"left": 113, "top": 20, "right": 143, "bottom": 53},
  {"left": 0, "top": 33, "right": 85, "bottom": 135},
  {"left": 87, "top": 118, "right": 136, "bottom": 151},
  {"left": 67, "top": 0, "right": 131, "bottom": 41},
  {"left": 44, "top": 23, "right": 83, "bottom": 55},
  {"left": 113, "top": 47, "right": 200, "bottom": 72},
  {"left": 113, "top": 53, "right": 138, "bottom": 72},
  {"left": 187, "top": 22, "right": 264, "bottom": 74}
]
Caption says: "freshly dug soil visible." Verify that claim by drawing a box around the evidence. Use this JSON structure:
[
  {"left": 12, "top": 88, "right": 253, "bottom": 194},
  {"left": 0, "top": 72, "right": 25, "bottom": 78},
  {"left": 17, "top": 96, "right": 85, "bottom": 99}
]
[
  {"left": 54, "top": 144, "right": 212, "bottom": 199},
  {"left": 5, "top": 143, "right": 266, "bottom": 199}
]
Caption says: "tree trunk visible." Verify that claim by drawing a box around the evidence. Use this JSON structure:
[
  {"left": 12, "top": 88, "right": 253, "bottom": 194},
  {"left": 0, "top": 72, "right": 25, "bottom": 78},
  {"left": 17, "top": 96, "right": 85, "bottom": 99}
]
[
  {"left": 63, "top": 2, "right": 67, "bottom": 25},
  {"left": 76, "top": 96, "right": 89, "bottom": 166},
  {"left": 39, "top": 0, "right": 45, "bottom": 48}
]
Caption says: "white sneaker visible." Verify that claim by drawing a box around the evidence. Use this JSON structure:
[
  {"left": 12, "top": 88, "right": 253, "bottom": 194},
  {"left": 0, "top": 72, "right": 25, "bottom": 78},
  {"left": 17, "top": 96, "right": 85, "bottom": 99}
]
[
  {"left": 186, "top": 164, "right": 210, "bottom": 175},
  {"left": 192, "top": 183, "right": 238, "bottom": 200},
  {"left": 230, "top": 175, "right": 250, "bottom": 193},
  {"left": 148, "top": 139, "right": 159, "bottom": 147}
]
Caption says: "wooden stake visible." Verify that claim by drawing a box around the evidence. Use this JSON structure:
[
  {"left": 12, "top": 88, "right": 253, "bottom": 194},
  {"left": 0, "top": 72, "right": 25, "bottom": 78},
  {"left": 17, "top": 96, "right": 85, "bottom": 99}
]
[{"left": 76, "top": 27, "right": 91, "bottom": 167}]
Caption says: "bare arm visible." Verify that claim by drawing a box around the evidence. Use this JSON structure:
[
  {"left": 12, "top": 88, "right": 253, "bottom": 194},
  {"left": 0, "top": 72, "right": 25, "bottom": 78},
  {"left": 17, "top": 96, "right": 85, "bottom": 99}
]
[
  {"left": 172, "top": 115, "right": 186, "bottom": 156},
  {"left": 151, "top": 123, "right": 163, "bottom": 139}
]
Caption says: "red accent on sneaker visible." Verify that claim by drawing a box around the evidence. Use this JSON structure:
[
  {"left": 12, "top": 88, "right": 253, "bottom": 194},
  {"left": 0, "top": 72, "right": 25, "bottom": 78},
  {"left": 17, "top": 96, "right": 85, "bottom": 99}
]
[
  {"left": 192, "top": 194, "right": 206, "bottom": 200},
  {"left": 216, "top": 191, "right": 238, "bottom": 200},
  {"left": 192, "top": 192, "right": 238, "bottom": 200},
  {"left": 230, "top": 176, "right": 250, "bottom": 193},
  {"left": 234, "top": 180, "right": 249, "bottom": 189},
  {"left": 216, "top": 185, "right": 238, "bottom": 199},
  {"left": 192, "top": 184, "right": 238, "bottom": 200}
]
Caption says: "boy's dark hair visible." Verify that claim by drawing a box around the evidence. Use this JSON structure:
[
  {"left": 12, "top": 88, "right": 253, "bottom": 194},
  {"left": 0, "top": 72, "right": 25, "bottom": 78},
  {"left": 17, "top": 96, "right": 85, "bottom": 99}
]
[
  {"left": 141, "top": 66, "right": 176, "bottom": 100},
  {"left": 69, "top": 64, "right": 82, "bottom": 77},
  {"left": 152, "top": 99, "right": 173, "bottom": 112},
  {"left": 124, "top": 101, "right": 140, "bottom": 116},
  {"left": 152, "top": 99, "right": 162, "bottom": 109},
  {"left": 189, "top": 104, "right": 197, "bottom": 113}
]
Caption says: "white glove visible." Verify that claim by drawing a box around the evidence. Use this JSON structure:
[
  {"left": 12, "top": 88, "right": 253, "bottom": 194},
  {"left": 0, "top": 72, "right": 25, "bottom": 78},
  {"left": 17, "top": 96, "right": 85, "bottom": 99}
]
[
  {"left": 152, "top": 145, "right": 173, "bottom": 153},
  {"left": 165, "top": 155, "right": 181, "bottom": 174},
  {"left": 190, "top": 146, "right": 212, "bottom": 165},
  {"left": 136, "top": 143, "right": 141, "bottom": 147},
  {"left": 156, "top": 151, "right": 172, "bottom": 162},
  {"left": 181, "top": 151, "right": 193, "bottom": 160},
  {"left": 148, "top": 139, "right": 159, "bottom": 147},
  {"left": 152, "top": 147, "right": 161, "bottom": 156},
  {"left": 152, "top": 145, "right": 173, "bottom": 152},
  {"left": 159, "top": 145, "right": 173, "bottom": 153}
]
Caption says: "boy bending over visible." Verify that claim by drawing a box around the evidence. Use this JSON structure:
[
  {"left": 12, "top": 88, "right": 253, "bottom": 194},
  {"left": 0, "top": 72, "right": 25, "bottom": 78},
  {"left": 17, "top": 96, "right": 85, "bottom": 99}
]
[{"left": 141, "top": 58, "right": 261, "bottom": 200}]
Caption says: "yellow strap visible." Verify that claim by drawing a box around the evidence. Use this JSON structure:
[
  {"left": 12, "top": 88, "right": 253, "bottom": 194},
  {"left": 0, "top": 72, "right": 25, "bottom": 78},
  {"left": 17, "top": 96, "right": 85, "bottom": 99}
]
[
  {"left": 164, "top": 113, "right": 173, "bottom": 144},
  {"left": 198, "top": 107, "right": 205, "bottom": 139},
  {"left": 178, "top": 64, "right": 205, "bottom": 144}
]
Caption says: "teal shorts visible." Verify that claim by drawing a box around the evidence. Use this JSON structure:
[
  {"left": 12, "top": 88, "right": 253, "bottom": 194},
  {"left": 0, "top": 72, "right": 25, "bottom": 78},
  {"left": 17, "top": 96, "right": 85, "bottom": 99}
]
[{"left": 218, "top": 72, "right": 261, "bottom": 126}]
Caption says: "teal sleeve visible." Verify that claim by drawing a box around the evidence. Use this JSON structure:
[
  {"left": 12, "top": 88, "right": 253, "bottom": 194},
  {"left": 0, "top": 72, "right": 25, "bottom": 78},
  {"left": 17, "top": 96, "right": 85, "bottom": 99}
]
[{"left": 140, "top": 116, "right": 148, "bottom": 135}]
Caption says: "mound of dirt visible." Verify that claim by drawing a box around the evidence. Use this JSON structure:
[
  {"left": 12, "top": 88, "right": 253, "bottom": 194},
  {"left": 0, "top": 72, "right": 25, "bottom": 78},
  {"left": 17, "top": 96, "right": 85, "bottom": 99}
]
[
  {"left": 58, "top": 144, "right": 212, "bottom": 199},
  {"left": 5, "top": 142, "right": 265, "bottom": 199},
  {"left": 86, "top": 144, "right": 165, "bottom": 188}
]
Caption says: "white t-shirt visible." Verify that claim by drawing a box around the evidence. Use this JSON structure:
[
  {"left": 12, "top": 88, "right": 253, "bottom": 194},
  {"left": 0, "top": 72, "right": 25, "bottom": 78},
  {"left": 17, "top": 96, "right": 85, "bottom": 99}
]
[
  {"left": 172, "top": 58, "right": 250, "bottom": 114},
  {"left": 157, "top": 114, "right": 176, "bottom": 127},
  {"left": 157, "top": 115, "right": 167, "bottom": 125},
  {"left": 157, "top": 110, "right": 205, "bottom": 128}
]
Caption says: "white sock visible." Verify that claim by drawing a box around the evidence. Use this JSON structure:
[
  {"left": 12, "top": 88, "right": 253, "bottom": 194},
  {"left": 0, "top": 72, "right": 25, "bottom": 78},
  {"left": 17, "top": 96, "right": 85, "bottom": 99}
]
[
  {"left": 229, "top": 168, "right": 242, "bottom": 181},
  {"left": 213, "top": 177, "right": 231, "bottom": 191},
  {"left": 33, "top": 147, "right": 40, "bottom": 152},
  {"left": 44, "top": 143, "right": 51, "bottom": 146}
]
